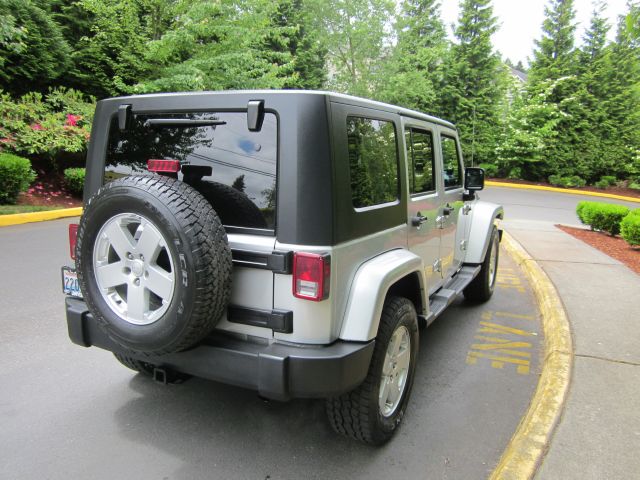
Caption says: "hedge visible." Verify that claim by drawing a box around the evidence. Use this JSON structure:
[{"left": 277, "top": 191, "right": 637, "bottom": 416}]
[
  {"left": 0, "top": 153, "right": 36, "bottom": 204},
  {"left": 576, "top": 201, "right": 630, "bottom": 236},
  {"left": 621, "top": 209, "right": 640, "bottom": 246},
  {"left": 63, "top": 167, "right": 85, "bottom": 195}
]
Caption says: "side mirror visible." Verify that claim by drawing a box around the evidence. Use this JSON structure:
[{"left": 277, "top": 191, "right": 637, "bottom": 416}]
[{"left": 465, "top": 167, "right": 485, "bottom": 191}]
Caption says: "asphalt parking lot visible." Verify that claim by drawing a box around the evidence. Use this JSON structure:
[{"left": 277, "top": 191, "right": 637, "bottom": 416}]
[{"left": 0, "top": 217, "right": 543, "bottom": 480}]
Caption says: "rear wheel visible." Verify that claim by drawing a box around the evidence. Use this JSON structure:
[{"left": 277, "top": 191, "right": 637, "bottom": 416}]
[
  {"left": 464, "top": 225, "right": 499, "bottom": 303},
  {"left": 326, "top": 296, "right": 419, "bottom": 445}
]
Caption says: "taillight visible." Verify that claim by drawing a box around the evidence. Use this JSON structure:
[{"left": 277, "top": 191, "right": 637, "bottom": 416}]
[
  {"left": 147, "top": 159, "right": 180, "bottom": 173},
  {"left": 292, "top": 252, "right": 330, "bottom": 301},
  {"left": 69, "top": 223, "right": 79, "bottom": 260}
]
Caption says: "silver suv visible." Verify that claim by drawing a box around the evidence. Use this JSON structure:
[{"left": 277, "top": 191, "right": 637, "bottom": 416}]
[{"left": 63, "top": 91, "right": 503, "bottom": 445}]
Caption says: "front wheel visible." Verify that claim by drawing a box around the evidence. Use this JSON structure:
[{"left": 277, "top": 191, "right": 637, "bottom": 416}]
[
  {"left": 464, "top": 225, "right": 500, "bottom": 303},
  {"left": 326, "top": 296, "right": 419, "bottom": 445}
]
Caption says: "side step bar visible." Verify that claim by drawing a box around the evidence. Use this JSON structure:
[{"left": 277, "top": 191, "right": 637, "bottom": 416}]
[{"left": 423, "top": 265, "right": 481, "bottom": 326}]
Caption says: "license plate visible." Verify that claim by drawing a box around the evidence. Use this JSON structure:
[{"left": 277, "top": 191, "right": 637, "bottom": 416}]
[{"left": 61, "top": 267, "right": 82, "bottom": 298}]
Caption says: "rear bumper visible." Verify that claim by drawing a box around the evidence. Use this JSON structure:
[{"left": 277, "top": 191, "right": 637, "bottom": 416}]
[{"left": 65, "top": 297, "right": 374, "bottom": 401}]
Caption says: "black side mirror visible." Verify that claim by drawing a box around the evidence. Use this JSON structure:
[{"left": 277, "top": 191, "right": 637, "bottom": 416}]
[
  {"left": 465, "top": 167, "right": 485, "bottom": 191},
  {"left": 247, "top": 100, "right": 265, "bottom": 132}
]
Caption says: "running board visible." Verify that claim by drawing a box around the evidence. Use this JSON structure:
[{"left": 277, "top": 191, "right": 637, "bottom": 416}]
[{"left": 425, "top": 265, "right": 481, "bottom": 325}]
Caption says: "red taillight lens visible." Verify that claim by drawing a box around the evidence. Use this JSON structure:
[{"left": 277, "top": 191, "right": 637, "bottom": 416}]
[
  {"left": 69, "top": 223, "right": 79, "bottom": 260},
  {"left": 147, "top": 159, "right": 180, "bottom": 173},
  {"left": 292, "top": 252, "right": 330, "bottom": 301}
]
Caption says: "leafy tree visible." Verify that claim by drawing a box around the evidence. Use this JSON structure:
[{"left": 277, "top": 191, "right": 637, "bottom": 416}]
[
  {"left": 0, "top": 0, "right": 72, "bottom": 95},
  {"left": 73, "top": 0, "right": 160, "bottom": 97},
  {"left": 313, "top": 0, "right": 395, "bottom": 97},
  {"left": 441, "top": 0, "right": 506, "bottom": 165},
  {"left": 495, "top": 78, "right": 563, "bottom": 179},
  {"left": 134, "top": 0, "right": 295, "bottom": 93},
  {"left": 378, "top": 0, "right": 449, "bottom": 115}
]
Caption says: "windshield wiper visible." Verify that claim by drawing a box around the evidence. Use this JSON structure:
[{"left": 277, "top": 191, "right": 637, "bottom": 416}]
[{"left": 144, "top": 119, "right": 227, "bottom": 128}]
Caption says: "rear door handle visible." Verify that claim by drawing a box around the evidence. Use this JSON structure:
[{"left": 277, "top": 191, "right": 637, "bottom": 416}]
[{"left": 411, "top": 214, "right": 428, "bottom": 227}]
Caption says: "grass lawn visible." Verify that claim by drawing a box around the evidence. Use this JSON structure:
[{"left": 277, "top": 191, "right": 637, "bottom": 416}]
[{"left": 0, "top": 205, "right": 65, "bottom": 215}]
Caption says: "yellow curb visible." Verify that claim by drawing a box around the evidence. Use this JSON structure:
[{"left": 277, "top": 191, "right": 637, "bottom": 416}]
[
  {"left": 489, "top": 232, "right": 573, "bottom": 480},
  {"left": 0, "top": 207, "right": 83, "bottom": 227},
  {"left": 486, "top": 180, "right": 640, "bottom": 204}
]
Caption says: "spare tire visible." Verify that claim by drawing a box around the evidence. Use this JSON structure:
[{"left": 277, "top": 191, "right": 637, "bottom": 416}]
[
  {"left": 76, "top": 175, "right": 232, "bottom": 355},
  {"left": 191, "top": 180, "right": 268, "bottom": 229}
]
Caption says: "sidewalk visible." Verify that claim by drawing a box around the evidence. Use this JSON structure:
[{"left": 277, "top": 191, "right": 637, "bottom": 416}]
[{"left": 504, "top": 219, "right": 640, "bottom": 480}]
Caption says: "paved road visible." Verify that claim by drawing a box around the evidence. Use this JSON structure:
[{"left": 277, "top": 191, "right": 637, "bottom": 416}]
[
  {"left": 1, "top": 217, "right": 543, "bottom": 480},
  {"left": 481, "top": 185, "right": 638, "bottom": 225}
]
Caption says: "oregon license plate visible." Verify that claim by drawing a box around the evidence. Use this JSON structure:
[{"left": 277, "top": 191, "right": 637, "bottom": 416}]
[{"left": 61, "top": 267, "right": 82, "bottom": 297}]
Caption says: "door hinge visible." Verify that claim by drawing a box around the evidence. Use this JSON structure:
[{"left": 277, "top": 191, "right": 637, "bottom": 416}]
[
  {"left": 462, "top": 204, "right": 472, "bottom": 215},
  {"left": 435, "top": 215, "right": 445, "bottom": 229},
  {"left": 460, "top": 240, "right": 468, "bottom": 251},
  {"left": 432, "top": 259, "right": 442, "bottom": 273}
]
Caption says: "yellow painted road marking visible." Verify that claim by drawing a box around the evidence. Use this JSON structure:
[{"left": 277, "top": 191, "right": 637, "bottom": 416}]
[
  {"left": 479, "top": 321, "right": 536, "bottom": 337},
  {"left": 495, "top": 311, "right": 535, "bottom": 321}
]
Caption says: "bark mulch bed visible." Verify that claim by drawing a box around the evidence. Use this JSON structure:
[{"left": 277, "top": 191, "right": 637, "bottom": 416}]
[
  {"left": 15, "top": 170, "right": 82, "bottom": 208},
  {"left": 556, "top": 224, "right": 640, "bottom": 275}
]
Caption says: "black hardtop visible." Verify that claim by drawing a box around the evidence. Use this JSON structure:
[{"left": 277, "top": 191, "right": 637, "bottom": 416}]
[
  {"left": 86, "top": 90, "right": 456, "bottom": 247},
  {"left": 98, "top": 90, "right": 455, "bottom": 129}
]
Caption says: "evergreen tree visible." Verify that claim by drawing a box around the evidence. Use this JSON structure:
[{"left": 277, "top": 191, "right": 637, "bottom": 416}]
[
  {"left": 529, "top": 0, "right": 577, "bottom": 84},
  {"left": 378, "top": 0, "right": 449, "bottom": 115},
  {"left": 0, "top": 0, "right": 72, "bottom": 95},
  {"left": 263, "top": 0, "right": 327, "bottom": 89},
  {"left": 605, "top": 13, "right": 640, "bottom": 181},
  {"left": 441, "top": 0, "right": 506, "bottom": 165},
  {"left": 524, "top": 0, "right": 581, "bottom": 180}
]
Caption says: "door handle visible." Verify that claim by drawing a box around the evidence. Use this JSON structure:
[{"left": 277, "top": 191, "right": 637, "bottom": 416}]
[
  {"left": 411, "top": 214, "right": 428, "bottom": 227},
  {"left": 443, "top": 206, "right": 454, "bottom": 216}
]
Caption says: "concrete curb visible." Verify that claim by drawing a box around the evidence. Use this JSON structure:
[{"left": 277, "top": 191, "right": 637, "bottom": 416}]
[
  {"left": 489, "top": 232, "right": 573, "bottom": 480},
  {"left": 0, "top": 207, "right": 82, "bottom": 227},
  {"left": 486, "top": 181, "right": 640, "bottom": 204}
]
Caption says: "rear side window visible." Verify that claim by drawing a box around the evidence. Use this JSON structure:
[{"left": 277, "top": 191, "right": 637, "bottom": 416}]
[
  {"left": 105, "top": 112, "right": 277, "bottom": 231},
  {"left": 441, "top": 135, "right": 462, "bottom": 189},
  {"left": 347, "top": 117, "right": 399, "bottom": 209},
  {"left": 405, "top": 128, "right": 435, "bottom": 195}
]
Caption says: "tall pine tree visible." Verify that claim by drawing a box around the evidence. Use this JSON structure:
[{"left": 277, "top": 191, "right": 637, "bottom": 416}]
[
  {"left": 263, "top": 0, "right": 327, "bottom": 90},
  {"left": 442, "top": 0, "right": 506, "bottom": 165},
  {"left": 378, "top": 0, "right": 449, "bottom": 115}
]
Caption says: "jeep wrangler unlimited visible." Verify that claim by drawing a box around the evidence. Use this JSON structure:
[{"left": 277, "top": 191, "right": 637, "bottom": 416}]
[{"left": 63, "top": 91, "right": 503, "bottom": 445}]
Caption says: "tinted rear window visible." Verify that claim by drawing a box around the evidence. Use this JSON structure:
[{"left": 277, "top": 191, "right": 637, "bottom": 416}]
[{"left": 105, "top": 112, "right": 277, "bottom": 231}]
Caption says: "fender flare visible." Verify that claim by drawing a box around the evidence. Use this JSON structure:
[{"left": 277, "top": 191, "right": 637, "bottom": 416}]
[
  {"left": 464, "top": 201, "right": 504, "bottom": 264},
  {"left": 339, "top": 249, "right": 425, "bottom": 342}
]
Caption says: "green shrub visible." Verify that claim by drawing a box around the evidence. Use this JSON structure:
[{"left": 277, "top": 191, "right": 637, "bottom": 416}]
[
  {"left": 576, "top": 201, "right": 599, "bottom": 226},
  {"left": 621, "top": 211, "right": 640, "bottom": 246},
  {"left": 63, "top": 167, "right": 85, "bottom": 195},
  {"left": 629, "top": 182, "right": 640, "bottom": 191},
  {"left": 549, "top": 175, "right": 586, "bottom": 188},
  {"left": 0, "top": 153, "right": 37, "bottom": 204},
  {"left": 479, "top": 163, "right": 498, "bottom": 178},
  {"left": 600, "top": 175, "right": 617, "bottom": 186},
  {"left": 576, "top": 201, "right": 631, "bottom": 235},
  {"left": 594, "top": 179, "right": 610, "bottom": 189},
  {"left": 0, "top": 88, "right": 95, "bottom": 169},
  {"left": 589, "top": 204, "right": 630, "bottom": 235}
]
